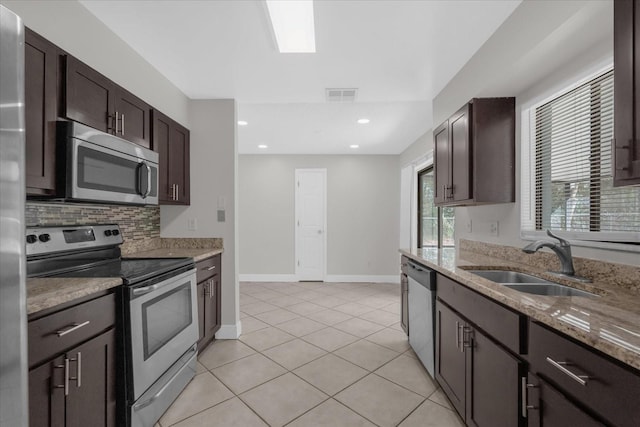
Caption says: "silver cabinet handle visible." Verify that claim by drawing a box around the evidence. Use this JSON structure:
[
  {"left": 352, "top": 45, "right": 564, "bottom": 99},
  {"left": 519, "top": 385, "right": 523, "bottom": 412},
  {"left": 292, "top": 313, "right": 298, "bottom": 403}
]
[
  {"left": 54, "top": 359, "right": 70, "bottom": 396},
  {"left": 546, "top": 357, "right": 590, "bottom": 386},
  {"left": 455, "top": 321, "right": 462, "bottom": 352},
  {"left": 56, "top": 321, "right": 90, "bottom": 337},
  {"left": 176, "top": 184, "right": 179, "bottom": 201},
  {"left": 209, "top": 279, "right": 215, "bottom": 300},
  {"left": 521, "top": 377, "right": 538, "bottom": 417},
  {"left": 69, "top": 352, "right": 81, "bottom": 388},
  {"left": 121, "top": 113, "right": 125, "bottom": 135},
  {"left": 204, "top": 265, "right": 216, "bottom": 271},
  {"left": 114, "top": 111, "right": 119, "bottom": 134},
  {"left": 462, "top": 326, "right": 473, "bottom": 349}
]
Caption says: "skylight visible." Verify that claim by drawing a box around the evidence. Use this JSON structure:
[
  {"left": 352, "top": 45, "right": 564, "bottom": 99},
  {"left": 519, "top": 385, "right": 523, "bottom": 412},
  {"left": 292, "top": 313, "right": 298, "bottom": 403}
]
[{"left": 266, "top": 0, "right": 316, "bottom": 53}]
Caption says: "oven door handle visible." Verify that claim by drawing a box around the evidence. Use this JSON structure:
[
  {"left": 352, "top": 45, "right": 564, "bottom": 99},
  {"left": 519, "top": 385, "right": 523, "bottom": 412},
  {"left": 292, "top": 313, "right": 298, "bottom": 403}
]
[
  {"left": 132, "top": 281, "right": 167, "bottom": 296},
  {"left": 132, "top": 345, "right": 198, "bottom": 411}
]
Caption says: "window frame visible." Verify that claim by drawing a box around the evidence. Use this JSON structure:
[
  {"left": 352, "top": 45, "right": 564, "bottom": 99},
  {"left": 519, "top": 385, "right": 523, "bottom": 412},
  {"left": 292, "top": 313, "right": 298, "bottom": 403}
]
[
  {"left": 520, "top": 65, "right": 640, "bottom": 253},
  {"left": 417, "top": 165, "right": 454, "bottom": 248}
]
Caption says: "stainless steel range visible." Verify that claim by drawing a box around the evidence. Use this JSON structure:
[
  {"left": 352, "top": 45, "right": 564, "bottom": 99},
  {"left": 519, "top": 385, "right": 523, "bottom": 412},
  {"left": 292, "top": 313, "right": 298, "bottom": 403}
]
[{"left": 26, "top": 224, "right": 199, "bottom": 427}]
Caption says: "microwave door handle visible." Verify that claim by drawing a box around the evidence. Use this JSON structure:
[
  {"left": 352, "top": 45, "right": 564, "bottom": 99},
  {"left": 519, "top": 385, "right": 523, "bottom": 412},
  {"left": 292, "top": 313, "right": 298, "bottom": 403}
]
[{"left": 138, "top": 161, "right": 151, "bottom": 199}]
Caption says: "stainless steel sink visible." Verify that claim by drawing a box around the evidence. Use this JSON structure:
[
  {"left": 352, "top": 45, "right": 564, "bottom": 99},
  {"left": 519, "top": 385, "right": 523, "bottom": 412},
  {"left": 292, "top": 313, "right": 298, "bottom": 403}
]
[
  {"left": 503, "top": 283, "right": 597, "bottom": 297},
  {"left": 467, "top": 270, "right": 550, "bottom": 284},
  {"left": 467, "top": 269, "right": 598, "bottom": 297}
]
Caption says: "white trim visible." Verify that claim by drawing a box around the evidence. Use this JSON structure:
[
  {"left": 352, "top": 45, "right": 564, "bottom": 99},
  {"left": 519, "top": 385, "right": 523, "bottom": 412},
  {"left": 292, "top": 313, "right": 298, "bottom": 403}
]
[
  {"left": 295, "top": 168, "right": 327, "bottom": 281},
  {"left": 215, "top": 322, "right": 242, "bottom": 339},
  {"left": 324, "top": 275, "right": 399, "bottom": 284},
  {"left": 239, "top": 274, "right": 298, "bottom": 282}
]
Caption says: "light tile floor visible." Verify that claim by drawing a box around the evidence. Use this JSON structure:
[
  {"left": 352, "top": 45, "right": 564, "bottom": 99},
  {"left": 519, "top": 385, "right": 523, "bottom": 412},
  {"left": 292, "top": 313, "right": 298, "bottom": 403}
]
[{"left": 157, "top": 281, "right": 465, "bottom": 427}]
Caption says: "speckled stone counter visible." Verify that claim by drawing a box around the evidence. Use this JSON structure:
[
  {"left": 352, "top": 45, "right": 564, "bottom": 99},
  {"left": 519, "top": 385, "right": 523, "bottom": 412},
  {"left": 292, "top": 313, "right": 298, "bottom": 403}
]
[
  {"left": 27, "top": 277, "right": 122, "bottom": 315},
  {"left": 130, "top": 247, "right": 223, "bottom": 262},
  {"left": 400, "top": 244, "right": 640, "bottom": 371}
]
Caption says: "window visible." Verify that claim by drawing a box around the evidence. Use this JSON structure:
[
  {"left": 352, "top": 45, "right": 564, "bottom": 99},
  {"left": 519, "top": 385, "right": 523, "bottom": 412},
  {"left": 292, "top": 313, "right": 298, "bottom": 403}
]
[
  {"left": 522, "top": 69, "right": 640, "bottom": 247},
  {"left": 418, "top": 166, "right": 455, "bottom": 247}
]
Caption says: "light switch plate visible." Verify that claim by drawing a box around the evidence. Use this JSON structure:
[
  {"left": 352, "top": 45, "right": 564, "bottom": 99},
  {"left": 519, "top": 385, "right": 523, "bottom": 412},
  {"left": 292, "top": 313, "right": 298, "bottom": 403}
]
[
  {"left": 187, "top": 218, "right": 197, "bottom": 231},
  {"left": 489, "top": 221, "right": 499, "bottom": 237},
  {"left": 217, "top": 210, "right": 225, "bottom": 222}
]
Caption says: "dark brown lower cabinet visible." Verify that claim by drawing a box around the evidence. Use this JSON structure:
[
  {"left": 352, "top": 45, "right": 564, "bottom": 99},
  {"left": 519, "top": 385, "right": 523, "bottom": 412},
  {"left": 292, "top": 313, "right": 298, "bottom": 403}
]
[
  {"left": 436, "top": 300, "right": 524, "bottom": 427},
  {"left": 525, "top": 374, "right": 603, "bottom": 427},
  {"left": 29, "top": 329, "right": 116, "bottom": 427},
  {"left": 196, "top": 255, "right": 222, "bottom": 351}
]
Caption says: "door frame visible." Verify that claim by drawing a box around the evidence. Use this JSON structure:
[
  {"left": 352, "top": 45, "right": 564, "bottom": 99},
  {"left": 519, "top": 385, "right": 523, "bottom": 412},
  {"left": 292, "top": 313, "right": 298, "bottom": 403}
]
[{"left": 294, "top": 168, "right": 327, "bottom": 281}]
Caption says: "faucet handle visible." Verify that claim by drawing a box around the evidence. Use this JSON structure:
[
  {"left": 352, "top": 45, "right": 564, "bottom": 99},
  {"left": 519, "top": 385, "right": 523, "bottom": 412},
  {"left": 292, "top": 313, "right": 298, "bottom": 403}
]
[{"left": 546, "top": 229, "right": 570, "bottom": 247}]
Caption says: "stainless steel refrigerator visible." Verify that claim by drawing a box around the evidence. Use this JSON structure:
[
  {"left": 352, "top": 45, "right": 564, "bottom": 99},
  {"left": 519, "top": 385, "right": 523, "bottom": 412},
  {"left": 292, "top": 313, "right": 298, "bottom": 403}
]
[{"left": 0, "top": 4, "right": 28, "bottom": 427}]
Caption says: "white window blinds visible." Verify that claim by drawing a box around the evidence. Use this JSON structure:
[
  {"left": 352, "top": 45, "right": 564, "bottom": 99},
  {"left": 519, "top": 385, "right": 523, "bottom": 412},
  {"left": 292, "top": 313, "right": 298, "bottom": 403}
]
[{"left": 521, "top": 70, "right": 640, "bottom": 243}]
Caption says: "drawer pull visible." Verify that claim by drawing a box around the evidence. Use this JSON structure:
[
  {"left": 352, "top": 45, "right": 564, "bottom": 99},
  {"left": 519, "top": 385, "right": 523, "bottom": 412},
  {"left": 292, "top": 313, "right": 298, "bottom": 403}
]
[
  {"left": 53, "top": 359, "right": 69, "bottom": 396},
  {"left": 56, "top": 321, "right": 90, "bottom": 337},
  {"left": 204, "top": 265, "right": 216, "bottom": 271},
  {"left": 521, "top": 377, "right": 538, "bottom": 417},
  {"left": 69, "top": 352, "right": 82, "bottom": 388},
  {"left": 546, "top": 357, "right": 590, "bottom": 386}
]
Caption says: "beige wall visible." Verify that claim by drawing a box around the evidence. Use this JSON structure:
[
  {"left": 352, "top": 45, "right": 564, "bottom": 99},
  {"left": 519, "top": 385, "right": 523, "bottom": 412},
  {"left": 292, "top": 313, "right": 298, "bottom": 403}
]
[
  {"left": 2, "top": 0, "right": 190, "bottom": 126},
  {"left": 161, "top": 100, "right": 240, "bottom": 336},
  {"left": 239, "top": 155, "right": 400, "bottom": 279}
]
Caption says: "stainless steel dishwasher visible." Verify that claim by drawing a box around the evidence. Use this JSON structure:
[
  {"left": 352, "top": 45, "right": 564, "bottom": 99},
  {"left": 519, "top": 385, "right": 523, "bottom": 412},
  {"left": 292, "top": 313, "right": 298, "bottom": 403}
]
[{"left": 407, "top": 260, "right": 436, "bottom": 378}]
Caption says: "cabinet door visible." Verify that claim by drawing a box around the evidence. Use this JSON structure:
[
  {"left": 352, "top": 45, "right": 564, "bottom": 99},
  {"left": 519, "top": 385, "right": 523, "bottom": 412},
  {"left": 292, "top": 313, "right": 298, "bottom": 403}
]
[
  {"left": 614, "top": 0, "right": 640, "bottom": 186},
  {"left": 65, "top": 329, "right": 116, "bottom": 427},
  {"left": 152, "top": 110, "right": 172, "bottom": 203},
  {"left": 434, "top": 121, "right": 449, "bottom": 204},
  {"left": 29, "top": 356, "right": 66, "bottom": 427},
  {"left": 400, "top": 273, "right": 409, "bottom": 334},
  {"left": 435, "top": 301, "right": 466, "bottom": 418},
  {"left": 114, "top": 87, "right": 151, "bottom": 148},
  {"left": 65, "top": 56, "right": 113, "bottom": 133},
  {"left": 25, "top": 28, "right": 58, "bottom": 195},
  {"left": 197, "top": 281, "right": 206, "bottom": 347},
  {"left": 526, "top": 374, "right": 603, "bottom": 427},
  {"left": 450, "top": 105, "right": 471, "bottom": 202},
  {"left": 169, "top": 123, "right": 190, "bottom": 205},
  {"left": 466, "top": 328, "right": 522, "bottom": 427}
]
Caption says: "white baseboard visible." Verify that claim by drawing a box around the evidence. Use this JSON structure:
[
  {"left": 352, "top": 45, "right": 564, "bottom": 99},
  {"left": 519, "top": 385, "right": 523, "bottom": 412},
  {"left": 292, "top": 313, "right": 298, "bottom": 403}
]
[
  {"left": 215, "top": 321, "right": 242, "bottom": 339},
  {"left": 239, "top": 274, "right": 297, "bottom": 282},
  {"left": 324, "top": 275, "right": 399, "bottom": 284},
  {"left": 239, "top": 274, "right": 399, "bottom": 284}
]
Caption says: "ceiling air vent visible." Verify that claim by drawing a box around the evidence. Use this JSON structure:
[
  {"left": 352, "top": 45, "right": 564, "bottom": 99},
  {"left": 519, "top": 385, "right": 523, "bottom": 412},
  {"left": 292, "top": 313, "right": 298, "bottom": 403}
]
[{"left": 326, "top": 88, "right": 358, "bottom": 102}]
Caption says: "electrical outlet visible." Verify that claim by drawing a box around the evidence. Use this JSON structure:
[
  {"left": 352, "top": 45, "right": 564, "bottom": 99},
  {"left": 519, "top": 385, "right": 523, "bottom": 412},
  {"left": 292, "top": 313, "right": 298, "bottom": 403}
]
[
  {"left": 489, "top": 221, "right": 499, "bottom": 237},
  {"left": 466, "top": 220, "right": 472, "bottom": 233},
  {"left": 217, "top": 210, "right": 225, "bottom": 222},
  {"left": 187, "top": 218, "right": 197, "bottom": 231}
]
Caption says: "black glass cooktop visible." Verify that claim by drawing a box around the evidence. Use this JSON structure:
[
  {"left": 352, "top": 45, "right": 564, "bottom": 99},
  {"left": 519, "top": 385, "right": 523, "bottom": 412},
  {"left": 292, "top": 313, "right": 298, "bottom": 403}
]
[{"left": 44, "top": 257, "right": 194, "bottom": 285}]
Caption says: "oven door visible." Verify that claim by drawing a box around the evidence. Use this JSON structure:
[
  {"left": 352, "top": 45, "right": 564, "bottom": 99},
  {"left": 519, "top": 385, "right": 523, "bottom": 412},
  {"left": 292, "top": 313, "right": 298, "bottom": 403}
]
[
  {"left": 128, "top": 268, "right": 198, "bottom": 399},
  {"left": 69, "top": 136, "right": 159, "bottom": 205}
]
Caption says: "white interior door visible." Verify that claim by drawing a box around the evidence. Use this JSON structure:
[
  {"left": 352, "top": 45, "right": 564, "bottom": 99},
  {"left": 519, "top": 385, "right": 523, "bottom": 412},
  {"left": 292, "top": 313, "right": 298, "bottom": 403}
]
[{"left": 295, "top": 169, "right": 326, "bottom": 281}]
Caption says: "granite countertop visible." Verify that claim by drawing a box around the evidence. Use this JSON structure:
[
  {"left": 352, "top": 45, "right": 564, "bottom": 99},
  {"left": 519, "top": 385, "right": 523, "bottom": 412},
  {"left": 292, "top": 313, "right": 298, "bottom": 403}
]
[
  {"left": 129, "top": 247, "right": 223, "bottom": 262},
  {"left": 27, "top": 277, "right": 122, "bottom": 315},
  {"left": 400, "top": 247, "right": 640, "bottom": 371}
]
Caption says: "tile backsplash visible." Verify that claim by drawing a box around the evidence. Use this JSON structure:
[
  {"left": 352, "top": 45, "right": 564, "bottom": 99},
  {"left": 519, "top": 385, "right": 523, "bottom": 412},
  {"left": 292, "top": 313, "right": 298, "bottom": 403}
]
[{"left": 26, "top": 202, "right": 160, "bottom": 253}]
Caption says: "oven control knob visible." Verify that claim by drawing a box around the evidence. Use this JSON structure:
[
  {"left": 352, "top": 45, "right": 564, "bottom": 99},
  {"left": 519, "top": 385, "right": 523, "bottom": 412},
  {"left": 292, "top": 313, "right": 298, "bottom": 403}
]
[
  {"left": 104, "top": 230, "right": 113, "bottom": 237},
  {"left": 112, "top": 229, "right": 120, "bottom": 236},
  {"left": 26, "top": 234, "right": 37, "bottom": 244},
  {"left": 38, "top": 234, "right": 51, "bottom": 243}
]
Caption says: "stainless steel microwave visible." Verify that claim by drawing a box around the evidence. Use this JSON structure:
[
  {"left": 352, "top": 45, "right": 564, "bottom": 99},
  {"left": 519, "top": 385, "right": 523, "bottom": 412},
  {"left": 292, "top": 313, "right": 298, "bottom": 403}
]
[{"left": 57, "top": 121, "right": 159, "bottom": 205}]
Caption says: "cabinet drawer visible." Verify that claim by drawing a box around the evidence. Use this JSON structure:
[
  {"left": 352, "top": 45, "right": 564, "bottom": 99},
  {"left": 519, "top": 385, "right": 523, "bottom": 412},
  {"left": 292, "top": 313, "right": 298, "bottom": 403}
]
[
  {"left": 28, "top": 293, "right": 116, "bottom": 368},
  {"left": 437, "top": 274, "right": 524, "bottom": 354},
  {"left": 196, "top": 255, "right": 220, "bottom": 283},
  {"left": 529, "top": 321, "right": 640, "bottom": 427}
]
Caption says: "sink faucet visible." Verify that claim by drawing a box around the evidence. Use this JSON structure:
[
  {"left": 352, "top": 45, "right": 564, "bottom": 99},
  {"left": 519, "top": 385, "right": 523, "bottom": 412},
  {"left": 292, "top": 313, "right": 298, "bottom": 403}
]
[{"left": 522, "top": 230, "right": 576, "bottom": 276}]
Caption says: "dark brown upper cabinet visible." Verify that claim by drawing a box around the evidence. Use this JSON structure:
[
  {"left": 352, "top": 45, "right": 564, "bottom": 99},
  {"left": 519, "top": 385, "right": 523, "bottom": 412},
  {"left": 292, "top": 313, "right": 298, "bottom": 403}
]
[
  {"left": 434, "top": 98, "right": 515, "bottom": 206},
  {"left": 614, "top": 0, "right": 640, "bottom": 186},
  {"left": 65, "top": 56, "right": 151, "bottom": 148},
  {"left": 25, "top": 28, "right": 58, "bottom": 196},
  {"left": 152, "top": 110, "right": 190, "bottom": 205}
]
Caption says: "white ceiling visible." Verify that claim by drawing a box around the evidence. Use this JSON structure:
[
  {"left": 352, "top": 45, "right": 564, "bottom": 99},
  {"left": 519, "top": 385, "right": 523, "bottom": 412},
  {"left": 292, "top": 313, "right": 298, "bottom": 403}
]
[{"left": 79, "top": 0, "right": 521, "bottom": 154}]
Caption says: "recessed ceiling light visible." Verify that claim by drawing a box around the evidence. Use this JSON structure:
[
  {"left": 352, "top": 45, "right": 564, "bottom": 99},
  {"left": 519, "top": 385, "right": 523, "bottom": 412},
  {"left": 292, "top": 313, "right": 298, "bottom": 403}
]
[
  {"left": 238, "top": 120, "right": 248, "bottom": 126},
  {"left": 357, "top": 118, "right": 370, "bottom": 124},
  {"left": 350, "top": 145, "right": 359, "bottom": 149},
  {"left": 266, "top": 0, "right": 316, "bottom": 53},
  {"left": 258, "top": 144, "right": 268, "bottom": 149}
]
